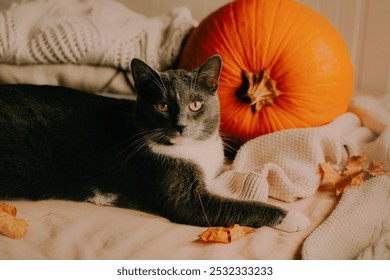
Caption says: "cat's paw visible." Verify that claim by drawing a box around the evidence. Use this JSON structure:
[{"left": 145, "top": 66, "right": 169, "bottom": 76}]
[{"left": 273, "top": 210, "right": 310, "bottom": 233}]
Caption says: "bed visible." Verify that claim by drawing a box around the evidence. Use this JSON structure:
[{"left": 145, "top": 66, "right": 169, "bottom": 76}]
[{"left": 1, "top": 0, "right": 390, "bottom": 260}]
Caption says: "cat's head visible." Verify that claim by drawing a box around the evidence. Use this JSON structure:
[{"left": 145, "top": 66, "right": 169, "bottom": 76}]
[{"left": 131, "top": 55, "right": 222, "bottom": 146}]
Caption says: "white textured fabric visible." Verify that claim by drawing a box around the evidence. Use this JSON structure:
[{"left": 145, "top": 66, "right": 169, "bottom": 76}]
[
  {"left": 302, "top": 176, "right": 390, "bottom": 259},
  {"left": 300, "top": 94, "right": 390, "bottom": 259},
  {"left": 357, "top": 219, "right": 390, "bottom": 259},
  {"left": 209, "top": 113, "right": 362, "bottom": 202},
  {"left": 0, "top": 0, "right": 194, "bottom": 71},
  {"left": 209, "top": 94, "right": 390, "bottom": 204}
]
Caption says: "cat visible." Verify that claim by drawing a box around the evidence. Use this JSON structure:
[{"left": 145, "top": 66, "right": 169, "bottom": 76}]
[{"left": 0, "top": 55, "right": 309, "bottom": 232}]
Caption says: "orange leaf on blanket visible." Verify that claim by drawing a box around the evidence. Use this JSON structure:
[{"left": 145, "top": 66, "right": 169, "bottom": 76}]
[
  {"left": 319, "top": 155, "right": 384, "bottom": 196},
  {"left": 319, "top": 162, "right": 341, "bottom": 186},
  {"left": 367, "top": 160, "right": 384, "bottom": 176},
  {"left": 0, "top": 203, "right": 29, "bottom": 238},
  {"left": 198, "top": 224, "right": 255, "bottom": 243}
]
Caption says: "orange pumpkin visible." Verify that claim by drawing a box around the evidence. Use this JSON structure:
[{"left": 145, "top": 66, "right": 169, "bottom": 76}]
[{"left": 179, "top": 0, "right": 354, "bottom": 145}]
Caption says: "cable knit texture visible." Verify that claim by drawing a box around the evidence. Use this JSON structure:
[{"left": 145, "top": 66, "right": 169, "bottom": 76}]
[{"left": 0, "top": 0, "right": 195, "bottom": 71}]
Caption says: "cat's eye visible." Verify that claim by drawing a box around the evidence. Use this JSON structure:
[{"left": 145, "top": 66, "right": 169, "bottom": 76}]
[
  {"left": 189, "top": 101, "right": 203, "bottom": 112},
  {"left": 155, "top": 103, "right": 169, "bottom": 112}
]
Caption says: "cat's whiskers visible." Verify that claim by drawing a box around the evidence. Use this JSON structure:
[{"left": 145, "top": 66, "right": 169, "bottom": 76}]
[
  {"left": 195, "top": 125, "right": 220, "bottom": 141},
  {"left": 118, "top": 128, "right": 160, "bottom": 154},
  {"left": 119, "top": 129, "right": 165, "bottom": 168},
  {"left": 219, "top": 132, "right": 238, "bottom": 155}
]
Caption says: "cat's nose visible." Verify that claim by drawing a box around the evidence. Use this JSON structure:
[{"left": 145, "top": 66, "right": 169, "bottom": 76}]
[{"left": 175, "top": 125, "right": 187, "bottom": 134}]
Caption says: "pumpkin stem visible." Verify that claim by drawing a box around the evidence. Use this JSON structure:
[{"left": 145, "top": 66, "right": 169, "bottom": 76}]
[{"left": 235, "top": 70, "right": 281, "bottom": 113}]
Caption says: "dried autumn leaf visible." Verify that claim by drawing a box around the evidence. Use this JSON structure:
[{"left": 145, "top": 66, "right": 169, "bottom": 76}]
[
  {"left": 319, "top": 155, "right": 384, "bottom": 196},
  {"left": 0, "top": 203, "right": 29, "bottom": 238},
  {"left": 199, "top": 224, "right": 255, "bottom": 243},
  {"left": 319, "top": 162, "right": 342, "bottom": 185},
  {"left": 343, "top": 155, "right": 367, "bottom": 176},
  {"left": 335, "top": 172, "right": 365, "bottom": 196},
  {"left": 0, "top": 203, "right": 17, "bottom": 216},
  {"left": 367, "top": 160, "right": 384, "bottom": 176}
]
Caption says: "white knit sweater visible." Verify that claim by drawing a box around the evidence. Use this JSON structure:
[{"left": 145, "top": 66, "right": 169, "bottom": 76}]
[
  {"left": 0, "top": 0, "right": 194, "bottom": 71},
  {"left": 209, "top": 95, "right": 390, "bottom": 203}
]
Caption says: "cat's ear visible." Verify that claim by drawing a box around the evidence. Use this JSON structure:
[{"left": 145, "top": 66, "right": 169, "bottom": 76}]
[
  {"left": 196, "top": 54, "right": 222, "bottom": 92},
  {"left": 131, "top": 58, "right": 161, "bottom": 94}
]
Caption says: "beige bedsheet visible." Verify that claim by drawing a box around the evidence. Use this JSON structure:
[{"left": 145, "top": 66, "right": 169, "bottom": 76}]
[{"left": 0, "top": 185, "right": 337, "bottom": 260}]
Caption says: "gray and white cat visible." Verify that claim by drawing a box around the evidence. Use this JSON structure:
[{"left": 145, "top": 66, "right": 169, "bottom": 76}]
[{"left": 0, "top": 55, "right": 309, "bottom": 232}]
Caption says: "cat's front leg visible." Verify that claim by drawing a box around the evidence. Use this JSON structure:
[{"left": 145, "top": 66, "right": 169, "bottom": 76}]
[
  {"left": 165, "top": 185, "right": 310, "bottom": 232},
  {"left": 198, "top": 188, "right": 310, "bottom": 232}
]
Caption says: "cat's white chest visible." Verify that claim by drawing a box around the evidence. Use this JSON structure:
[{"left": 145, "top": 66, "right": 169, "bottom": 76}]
[{"left": 150, "top": 134, "right": 224, "bottom": 182}]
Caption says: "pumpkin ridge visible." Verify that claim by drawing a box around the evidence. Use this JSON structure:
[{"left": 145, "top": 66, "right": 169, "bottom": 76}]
[
  {"left": 231, "top": 2, "right": 251, "bottom": 67},
  {"left": 264, "top": 0, "right": 287, "bottom": 69},
  {"left": 252, "top": 0, "right": 260, "bottom": 66},
  {"left": 212, "top": 4, "right": 247, "bottom": 70},
  {"left": 275, "top": 99, "right": 317, "bottom": 125},
  {"left": 265, "top": 11, "right": 319, "bottom": 78},
  {"left": 212, "top": 15, "right": 232, "bottom": 55},
  {"left": 269, "top": 8, "right": 317, "bottom": 71},
  {"left": 261, "top": 0, "right": 283, "bottom": 67},
  {"left": 274, "top": 29, "right": 323, "bottom": 75},
  {"left": 275, "top": 11, "right": 316, "bottom": 54}
]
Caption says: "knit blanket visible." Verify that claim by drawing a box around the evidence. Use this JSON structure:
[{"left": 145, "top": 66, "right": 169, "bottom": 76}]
[
  {"left": 302, "top": 96, "right": 390, "bottom": 259},
  {"left": 209, "top": 94, "right": 390, "bottom": 259},
  {"left": 0, "top": 0, "right": 195, "bottom": 94}
]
